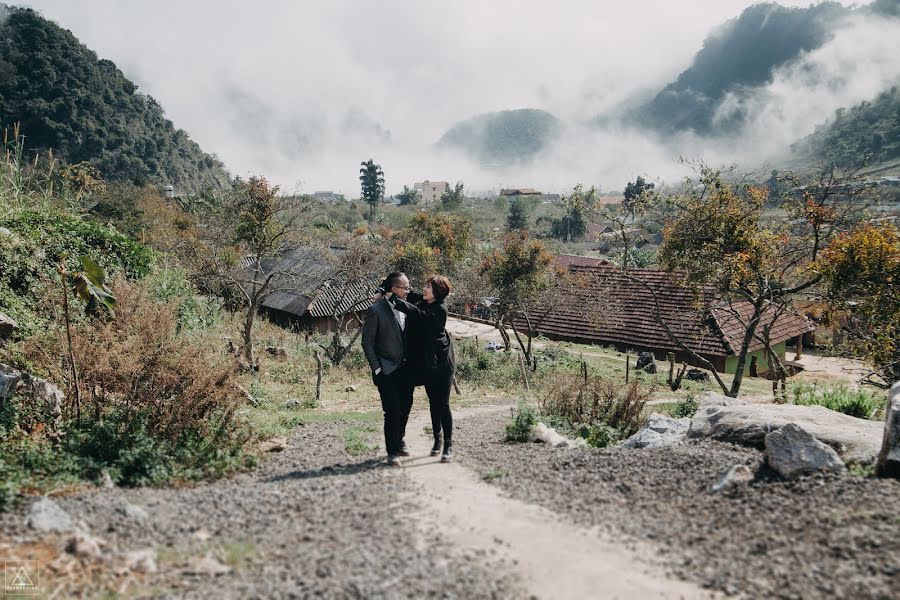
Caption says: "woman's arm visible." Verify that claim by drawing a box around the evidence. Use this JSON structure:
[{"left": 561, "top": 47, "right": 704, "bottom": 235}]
[{"left": 389, "top": 297, "right": 446, "bottom": 332}]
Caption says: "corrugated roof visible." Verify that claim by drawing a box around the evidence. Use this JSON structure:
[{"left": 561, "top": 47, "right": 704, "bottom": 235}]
[{"left": 517, "top": 263, "right": 811, "bottom": 358}]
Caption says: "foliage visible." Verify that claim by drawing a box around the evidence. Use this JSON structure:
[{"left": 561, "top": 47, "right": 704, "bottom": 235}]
[
  {"left": 505, "top": 400, "right": 537, "bottom": 443},
  {"left": 550, "top": 184, "right": 593, "bottom": 241},
  {"left": 148, "top": 262, "right": 222, "bottom": 332},
  {"left": 623, "top": 176, "right": 655, "bottom": 205},
  {"left": 392, "top": 211, "right": 473, "bottom": 282},
  {"left": 453, "top": 338, "right": 521, "bottom": 387},
  {"left": 819, "top": 222, "right": 900, "bottom": 383},
  {"left": 506, "top": 196, "right": 529, "bottom": 230},
  {"left": 539, "top": 373, "right": 650, "bottom": 441},
  {"left": 396, "top": 185, "right": 420, "bottom": 206},
  {"left": 0, "top": 7, "right": 231, "bottom": 193},
  {"left": 672, "top": 394, "right": 700, "bottom": 418},
  {"left": 798, "top": 87, "right": 900, "bottom": 168},
  {"left": 440, "top": 181, "right": 465, "bottom": 210},
  {"left": 359, "top": 159, "right": 385, "bottom": 220},
  {"left": 790, "top": 382, "right": 884, "bottom": 420}
]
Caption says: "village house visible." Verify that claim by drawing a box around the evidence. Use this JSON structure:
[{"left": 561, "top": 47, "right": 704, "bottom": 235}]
[
  {"left": 414, "top": 180, "right": 449, "bottom": 205},
  {"left": 519, "top": 262, "right": 811, "bottom": 375}
]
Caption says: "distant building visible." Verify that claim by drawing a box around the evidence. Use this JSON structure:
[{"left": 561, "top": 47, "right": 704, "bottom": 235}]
[
  {"left": 414, "top": 180, "right": 449, "bottom": 205},
  {"left": 163, "top": 185, "right": 175, "bottom": 199},
  {"left": 500, "top": 187, "right": 541, "bottom": 196},
  {"left": 312, "top": 191, "right": 346, "bottom": 203}
]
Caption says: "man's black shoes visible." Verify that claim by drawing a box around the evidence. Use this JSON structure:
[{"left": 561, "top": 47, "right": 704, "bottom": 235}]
[{"left": 398, "top": 441, "right": 411, "bottom": 457}]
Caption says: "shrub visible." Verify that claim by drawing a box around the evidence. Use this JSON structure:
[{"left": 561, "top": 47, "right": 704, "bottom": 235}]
[
  {"left": 505, "top": 401, "right": 537, "bottom": 442},
  {"left": 790, "top": 382, "right": 884, "bottom": 420},
  {"left": 455, "top": 338, "right": 521, "bottom": 387},
  {"left": 672, "top": 394, "right": 700, "bottom": 419},
  {"left": 540, "top": 373, "right": 651, "bottom": 440}
]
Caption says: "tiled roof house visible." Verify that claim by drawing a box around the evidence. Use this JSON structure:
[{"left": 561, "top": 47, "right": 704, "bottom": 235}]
[{"left": 518, "top": 262, "right": 811, "bottom": 374}]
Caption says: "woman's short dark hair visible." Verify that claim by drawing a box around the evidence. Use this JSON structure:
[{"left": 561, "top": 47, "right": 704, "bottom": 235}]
[{"left": 427, "top": 275, "right": 451, "bottom": 301}]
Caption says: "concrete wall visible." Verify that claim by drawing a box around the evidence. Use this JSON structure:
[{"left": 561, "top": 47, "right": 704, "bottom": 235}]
[{"left": 724, "top": 342, "right": 786, "bottom": 375}]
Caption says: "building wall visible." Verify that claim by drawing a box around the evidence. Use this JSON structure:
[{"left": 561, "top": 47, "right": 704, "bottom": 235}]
[
  {"left": 414, "top": 181, "right": 449, "bottom": 205},
  {"left": 724, "top": 342, "right": 786, "bottom": 375}
]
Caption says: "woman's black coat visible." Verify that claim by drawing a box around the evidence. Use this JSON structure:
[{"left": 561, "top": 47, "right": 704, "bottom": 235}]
[{"left": 389, "top": 293, "right": 454, "bottom": 385}]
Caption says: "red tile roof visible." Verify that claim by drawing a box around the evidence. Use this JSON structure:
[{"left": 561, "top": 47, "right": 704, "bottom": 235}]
[{"left": 518, "top": 263, "right": 811, "bottom": 358}]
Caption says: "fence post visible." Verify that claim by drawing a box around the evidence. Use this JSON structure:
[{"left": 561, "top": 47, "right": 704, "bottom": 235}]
[
  {"left": 625, "top": 354, "right": 630, "bottom": 384},
  {"left": 518, "top": 352, "right": 530, "bottom": 392}
]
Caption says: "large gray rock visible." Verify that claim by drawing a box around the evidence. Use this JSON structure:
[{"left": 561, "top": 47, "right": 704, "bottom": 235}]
[
  {"left": 623, "top": 414, "right": 690, "bottom": 449},
  {"left": 26, "top": 498, "right": 76, "bottom": 533},
  {"left": 765, "top": 423, "right": 847, "bottom": 478},
  {"left": 0, "top": 312, "right": 16, "bottom": 339},
  {"left": 28, "top": 377, "right": 64, "bottom": 419},
  {"left": 698, "top": 392, "right": 749, "bottom": 408},
  {"left": 688, "top": 402, "right": 882, "bottom": 464},
  {"left": 876, "top": 381, "right": 900, "bottom": 478},
  {"left": 0, "top": 363, "right": 22, "bottom": 400}
]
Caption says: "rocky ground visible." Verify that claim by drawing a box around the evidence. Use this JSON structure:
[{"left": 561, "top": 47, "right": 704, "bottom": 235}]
[
  {"left": 0, "top": 419, "right": 522, "bottom": 598},
  {"left": 454, "top": 410, "right": 900, "bottom": 600}
]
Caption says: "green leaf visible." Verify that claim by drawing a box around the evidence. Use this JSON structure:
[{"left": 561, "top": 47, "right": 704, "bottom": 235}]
[{"left": 79, "top": 256, "right": 105, "bottom": 286}]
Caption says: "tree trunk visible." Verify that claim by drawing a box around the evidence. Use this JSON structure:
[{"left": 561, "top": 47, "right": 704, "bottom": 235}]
[
  {"left": 314, "top": 351, "right": 323, "bottom": 403},
  {"left": 727, "top": 296, "right": 766, "bottom": 398},
  {"left": 242, "top": 302, "right": 258, "bottom": 370}
]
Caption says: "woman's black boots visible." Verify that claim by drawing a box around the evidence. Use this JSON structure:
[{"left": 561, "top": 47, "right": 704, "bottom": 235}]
[
  {"left": 441, "top": 441, "right": 453, "bottom": 463},
  {"left": 430, "top": 434, "right": 442, "bottom": 456}
]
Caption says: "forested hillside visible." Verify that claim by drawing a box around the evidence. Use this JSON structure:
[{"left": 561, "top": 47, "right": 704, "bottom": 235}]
[
  {"left": 0, "top": 5, "right": 230, "bottom": 193},
  {"left": 796, "top": 87, "right": 900, "bottom": 168},
  {"left": 438, "top": 108, "right": 561, "bottom": 167}
]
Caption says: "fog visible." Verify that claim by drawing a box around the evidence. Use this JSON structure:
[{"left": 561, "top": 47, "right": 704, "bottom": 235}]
[{"left": 20, "top": 0, "right": 893, "bottom": 195}]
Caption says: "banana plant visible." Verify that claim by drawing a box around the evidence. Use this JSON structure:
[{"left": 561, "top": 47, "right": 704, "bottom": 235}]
[{"left": 70, "top": 256, "right": 116, "bottom": 316}]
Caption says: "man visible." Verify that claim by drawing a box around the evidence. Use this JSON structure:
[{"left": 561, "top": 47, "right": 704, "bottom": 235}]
[{"left": 362, "top": 272, "right": 414, "bottom": 465}]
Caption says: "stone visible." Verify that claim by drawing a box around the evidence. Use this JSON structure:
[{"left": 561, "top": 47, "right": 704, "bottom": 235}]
[
  {"left": 528, "top": 422, "right": 586, "bottom": 448},
  {"left": 0, "top": 226, "right": 11, "bottom": 237},
  {"left": 688, "top": 402, "right": 881, "bottom": 464},
  {"left": 265, "top": 346, "right": 287, "bottom": 359},
  {"left": 0, "top": 312, "right": 16, "bottom": 339},
  {"left": 185, "top": 552, "right": 232, "bottom": 576},
  {"left": 876, "top": 381, "right": 900, "bottom": 478},
  {"left": 0, "top": 363, "right": 22, "bottom": 401},
  {"left": 283, "top": 398, "right": 301, "bottom": 409},
  {"left": 711, "top": 464, "right": 756, "bottom": 493},
  {"left": 685, "top": 369, "right": 710, "bottom": 383},
  {"left": 635, "top": 352, "right": 657, "bottom": 373},
  {"left": 344, "top": 384, "right": 359, "bottom": 392},
  {"left": 623, "top": 414, "right": 690, "bottom": 449},
  {"left": 99, "top": 471, "right": 115, "bottom": 489},
  {"left": 259, "top": 436, "right": 287, "bottom": 452},
  {"left": 28, "top": 377, "right": 64, "bottom": 418},
  {"left": 119, "top": 502, "right": 149, "bottom": 522},
  {"left": 65, "top": 531, "right": 105, "bottom": 560},
  {"left": 26, "top": 498, "right": 76, "bottom": 533},
  {"left": 698, "top": 392, "right": 749, "bottom": 407},
  {"left": 124, "top": 548, "right": 157, "bottom": 574},
  {"left": 765, "top": 423, "right": 847, "bottom": 478},
  {"left": 235, "top": 383, "right": 257, "bottom": 406}
]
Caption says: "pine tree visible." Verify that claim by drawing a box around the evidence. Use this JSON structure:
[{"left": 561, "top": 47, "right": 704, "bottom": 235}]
[{"left": 506, "top": 197, "right": 528, "bottom": 230}]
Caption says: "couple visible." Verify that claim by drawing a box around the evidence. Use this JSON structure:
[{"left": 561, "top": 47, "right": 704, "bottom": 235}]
[{"left": 362, "top": 271, "right": 456, "bottom": 467}]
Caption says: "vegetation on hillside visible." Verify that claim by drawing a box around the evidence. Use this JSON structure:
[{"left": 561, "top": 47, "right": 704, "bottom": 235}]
[
  {"left": 438, "top": 109, "right": 560, "bottom": 166},
  {"left": 0, "top": 5, "right": 231, "bottom": 193}
]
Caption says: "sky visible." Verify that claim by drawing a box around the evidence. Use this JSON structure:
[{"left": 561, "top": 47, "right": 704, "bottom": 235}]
[{"left": 18, "top": 0, "right": 895, "bottom": 195}]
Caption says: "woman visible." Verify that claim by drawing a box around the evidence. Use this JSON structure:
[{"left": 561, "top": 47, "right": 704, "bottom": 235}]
[{"left": 384, "top": 275, "right": 455, "bottom": 462}]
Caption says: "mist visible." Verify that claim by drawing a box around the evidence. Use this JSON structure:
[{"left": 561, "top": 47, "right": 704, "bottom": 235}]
[{"left": 20, "top": 0, "right": 891, "bottom": 195}]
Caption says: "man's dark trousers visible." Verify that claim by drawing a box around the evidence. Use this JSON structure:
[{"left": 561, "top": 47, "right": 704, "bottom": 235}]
[{"left": 376, "top": 366, "right": 414, "bottom": 455}]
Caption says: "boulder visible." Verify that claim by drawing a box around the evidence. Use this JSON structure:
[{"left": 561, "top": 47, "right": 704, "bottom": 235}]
[
  {"left": 688, "top": 402, "right": 882, "bottom": 464},
  {"left": 26, "top": 498, "right": 76, "bottom": 533},
  {"left": 119, "top": 502, "right": 149, "bottom": 522},
  {"left": 124, "top": 548, "right": 158, "bottom": 574},
  {"left": 698, "top": 392, "right": 749, "bottom": 408},
  {"left": 765, "top": 423, "right": 847, "bottom": 478},
  {"left": 635, "top": 351, "right": 657, "bottom": 373},
  {"left": 876, "top": 381, "right": 900, "bottom": 478},
  {"left": 623, "top": 414, "right": 690, "bottom": 449},
  {"left": 65, "top": 531, "right": 105, "bottom": 560},
  {"left": 0, "top": 363, "right": 22, "bottom": 401},
  {"left": 685, "top": 369, "right": 710, "bottom": 383},
  {"left": 0, "top": 312, "right": 16, "bottom": 339},
  {"left": 283, "top": 398, "right": 301, "bottom": 409},
  {"left": 711, "top": 464, "right": 756, "bottom": 493},
  {"left": 528, "top": 422, "right": 586, "bottom": 448},
  {"left": 28, "top": 377, "right": 64, "bottom": 418}
]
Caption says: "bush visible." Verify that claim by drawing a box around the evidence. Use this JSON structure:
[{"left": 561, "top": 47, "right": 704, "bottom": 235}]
[
  {"left": 672, "top": 394, "right": 700, "bottom": 418},
  {"left": 455, "top": 338, "right": 521, "bottom": 387},
  {"left": 540, "top": 373, "right": 650, "bottom": 440},
  {"left": 790, "top": 382, "right": 884, "bottom": 420},
  {"left": 148, "top": 262, "right": 222, "bottom": 332},
  {"left": 0, "top": 278, "right": 250, "bottom": 508},
  {"left": 505, "top": 401, "right": 537, "bottom": 442}
]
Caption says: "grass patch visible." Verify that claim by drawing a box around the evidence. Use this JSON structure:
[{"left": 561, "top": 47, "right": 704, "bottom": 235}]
[
  {"left": 790, "top": 382, "right": 885, "bottom": 420},
  {"left": 482, "top": 467, "right": 509, "bottom": 481},
  {"left": 343, "top": 423, "right": 378, "bottom": 456},
  {"left": 505, "top": 401, "right": 537, "bottom": 442}
]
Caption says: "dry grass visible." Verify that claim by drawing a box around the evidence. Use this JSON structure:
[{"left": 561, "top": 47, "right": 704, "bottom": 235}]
[{"left": 539, "top": 372, "right": 652, "bottom": 438}]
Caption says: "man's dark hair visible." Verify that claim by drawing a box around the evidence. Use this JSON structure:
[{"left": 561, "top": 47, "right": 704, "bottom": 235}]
[{"left": 384, "top": 272, "right": 406, "bottom": 290}]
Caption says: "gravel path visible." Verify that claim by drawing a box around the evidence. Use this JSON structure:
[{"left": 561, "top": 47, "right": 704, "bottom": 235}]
[
  {"left": 0, "top": 417, "right": 522, "bottom": 598},
  {"left": 454, "top": 410, "right": 900, "bottom": 599}
]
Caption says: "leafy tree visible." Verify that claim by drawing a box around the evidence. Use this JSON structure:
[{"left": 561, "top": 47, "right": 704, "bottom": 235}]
[
  {"left": 440, "top": 181, "right": 465, "bottom": 210},
  {"left": 550, "top": 184, "right": 593, "bottom": 241},
  {"left": 820, "top": 222, "right": 900, "bottom": 385},
  {"left": 480, "top": 231, "right": 555, "bottom": 366},
  {"left": 623, "top": 176, "right": 655, "bottom": 206},
  {"left": 191, "top": 177, "right": 310, "bottom": 369},
  {"left": 601, "top": 177, "right": 656, "bottom": 272},
  {"left": 396, "top": 185, "right": 420, "bottom": 206},
  {"left": 506, "top": 196, "right": 529, "bottom": 230},
  {"left": 392, "top": 212, "right": 473, "bottom": 283},
  {"left": 359, "top": 159, "right": 385, "bottom": 220}
]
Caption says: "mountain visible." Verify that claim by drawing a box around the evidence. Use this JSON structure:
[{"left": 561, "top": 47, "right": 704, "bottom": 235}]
[
  {"left": 0, "top": 5, "right": 231, "bottom": 193},
  {"left": 632, "top": 2, "right": 848, "bottom": 135},
  {"left": 437, "top": 109, "right": 561, "bottom": 167},
  {"left": 794, "top": 86, "right": 900, "bottom": 168}
]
